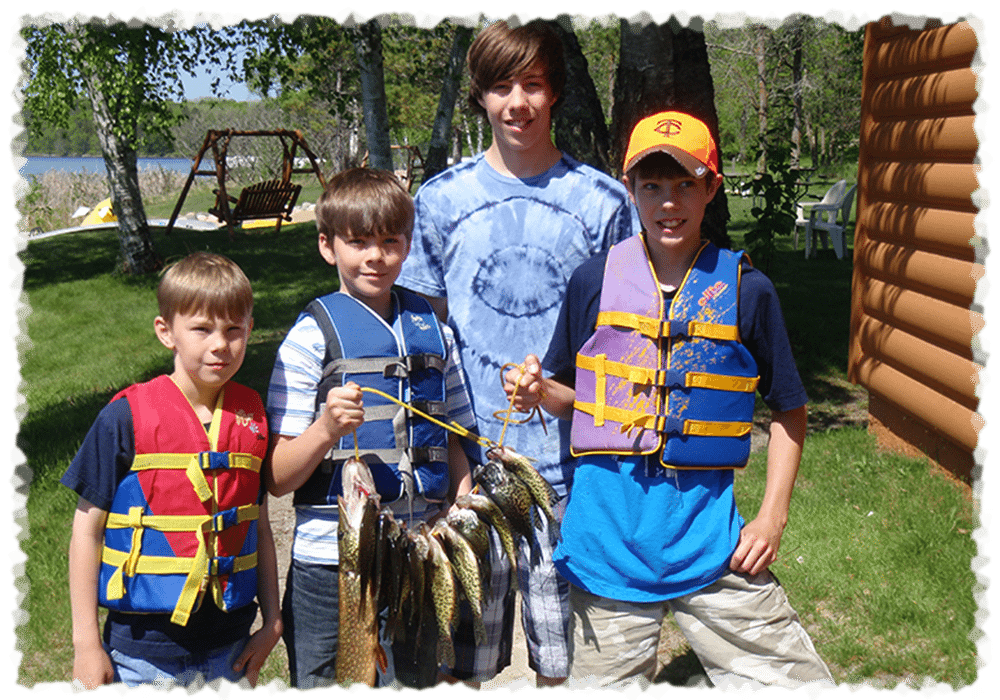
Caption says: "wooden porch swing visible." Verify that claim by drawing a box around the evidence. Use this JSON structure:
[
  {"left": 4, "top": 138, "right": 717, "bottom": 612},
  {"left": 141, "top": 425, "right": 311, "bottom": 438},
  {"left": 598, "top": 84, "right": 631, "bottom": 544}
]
[{"left": 165, "top": 129, "right": 328, "bottom": 237}]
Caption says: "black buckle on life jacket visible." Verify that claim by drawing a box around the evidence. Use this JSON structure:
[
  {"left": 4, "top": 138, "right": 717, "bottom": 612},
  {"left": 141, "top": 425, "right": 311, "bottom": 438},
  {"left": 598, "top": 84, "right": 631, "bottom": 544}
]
[
  {"left": 383, "top": 354, "right": 446, "bottom": 378},
  {"left": 407, "top": 446, "right": 448, "bottom": 464}
]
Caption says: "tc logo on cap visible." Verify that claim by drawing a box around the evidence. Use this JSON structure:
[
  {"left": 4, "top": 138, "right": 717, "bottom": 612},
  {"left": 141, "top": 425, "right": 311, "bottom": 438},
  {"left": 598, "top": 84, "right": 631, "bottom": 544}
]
[{"left": 654, "top": 118, "right": 684, "bottom": 138}]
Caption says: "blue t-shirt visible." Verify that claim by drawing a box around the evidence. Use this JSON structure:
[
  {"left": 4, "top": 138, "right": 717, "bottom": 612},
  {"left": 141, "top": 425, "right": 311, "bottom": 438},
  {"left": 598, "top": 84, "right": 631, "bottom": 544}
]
[
  {"left": 545, "top": 246, "right": 808, "bottom": 602},
  {"left": 61, "top": 390, "right": 258, "bottom": 658},
  {"left": 398, "top": 153, "right": 638, "bottom": 494}
]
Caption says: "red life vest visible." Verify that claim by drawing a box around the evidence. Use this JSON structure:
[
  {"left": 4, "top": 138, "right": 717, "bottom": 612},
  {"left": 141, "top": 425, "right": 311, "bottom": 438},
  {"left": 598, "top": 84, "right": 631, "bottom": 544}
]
[{"left": 99, "top": 375, "right": 268, "bottom": 625}]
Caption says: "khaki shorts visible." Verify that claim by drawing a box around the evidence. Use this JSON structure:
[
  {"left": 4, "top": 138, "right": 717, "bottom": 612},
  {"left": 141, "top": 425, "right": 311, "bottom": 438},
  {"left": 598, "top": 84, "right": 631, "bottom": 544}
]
[{"left": 568, "top": 570, "right": 835, "bottom": 689}]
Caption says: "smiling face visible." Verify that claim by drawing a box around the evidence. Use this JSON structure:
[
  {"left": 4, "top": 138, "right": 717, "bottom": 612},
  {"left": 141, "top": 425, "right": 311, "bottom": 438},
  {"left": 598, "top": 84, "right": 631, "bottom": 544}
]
[
  {"left": 479, "top": 64, "right": 559, "bottom": 171},
  {"left": 319, "top": 229, "right": 409, "bottom": 319},
  {"left": 156, "top": 310, "right": 252, "bottom": 406},
  {"left": 624, "top": 170, "right": 722, "bottom": 281}
]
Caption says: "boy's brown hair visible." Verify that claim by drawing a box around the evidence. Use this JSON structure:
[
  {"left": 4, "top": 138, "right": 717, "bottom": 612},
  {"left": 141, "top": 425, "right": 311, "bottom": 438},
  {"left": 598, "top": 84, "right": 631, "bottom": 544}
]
[
  {"left": 625, "top": 152, "right": 715, "bottom": 191},
  {"left": 315, "top": 167, "right": 414, "bottom": 242},
  {"left": 157, "top": 251, "right": 254, "bottom": 323},
  {"left": 467, "top": 19, "right": 566, "bottom": 116}
]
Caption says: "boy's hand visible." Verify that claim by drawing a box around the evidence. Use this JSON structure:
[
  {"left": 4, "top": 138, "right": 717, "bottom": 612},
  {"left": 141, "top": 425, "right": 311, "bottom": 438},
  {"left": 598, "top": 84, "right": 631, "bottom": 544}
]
[
  {"left": 503, "top": 355, "right": 545, "bottom": 412},
  {"left": 232, "top": 617, "right": 283, "bottom": 687},
  {"left": 72, "top": 644, "right": 114, "bottom": 689},
  {"left": 323, "top": 382, "right": 365, "bottom": 437},
  {"left": 730, "top": 515, "right": 784, "bottom": 576}
]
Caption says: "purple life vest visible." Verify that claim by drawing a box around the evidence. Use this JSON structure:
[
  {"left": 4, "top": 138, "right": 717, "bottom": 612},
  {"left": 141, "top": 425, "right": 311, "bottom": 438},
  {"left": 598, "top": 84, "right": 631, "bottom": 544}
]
[{"left": 571, "top": 236, "right": 759, "bottom": 469}]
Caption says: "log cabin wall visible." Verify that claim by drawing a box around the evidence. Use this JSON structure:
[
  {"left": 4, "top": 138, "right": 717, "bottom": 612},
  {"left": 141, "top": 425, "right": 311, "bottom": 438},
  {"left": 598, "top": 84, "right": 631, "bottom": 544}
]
[{"left": 849, "top": 17, "right": 983, "bottom": 483}]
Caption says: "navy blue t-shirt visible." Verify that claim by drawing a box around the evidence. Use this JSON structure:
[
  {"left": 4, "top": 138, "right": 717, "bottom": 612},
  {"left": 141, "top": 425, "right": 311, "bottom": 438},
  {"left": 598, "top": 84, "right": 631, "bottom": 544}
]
[{"left": 61, "top": 393, "right": 258, "bottom": 659}]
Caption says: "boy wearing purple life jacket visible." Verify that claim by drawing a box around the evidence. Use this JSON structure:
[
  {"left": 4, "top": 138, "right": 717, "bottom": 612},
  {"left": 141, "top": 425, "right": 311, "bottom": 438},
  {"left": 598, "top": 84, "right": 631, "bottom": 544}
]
[
  {"left": 62, "top": 252, "right": 282, "bottom": 689},
  {"left": 505, "top": 111, "right": 835, "bottom": 689}
]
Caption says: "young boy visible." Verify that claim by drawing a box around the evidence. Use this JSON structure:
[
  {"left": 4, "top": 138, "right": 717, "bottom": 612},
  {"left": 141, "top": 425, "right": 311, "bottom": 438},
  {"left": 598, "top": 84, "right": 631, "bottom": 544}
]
[
  {"left": 265, "top": 167, "right": 479, "bottom": 689},
  {"left": 62, "top": 252, "right": 283, "bottom": 689},
  {"left": 397, "top": 19, "right": 638, "bottom": 686},
  {"left": 505, "top": 111, "right": 835, "bottom": 688}
]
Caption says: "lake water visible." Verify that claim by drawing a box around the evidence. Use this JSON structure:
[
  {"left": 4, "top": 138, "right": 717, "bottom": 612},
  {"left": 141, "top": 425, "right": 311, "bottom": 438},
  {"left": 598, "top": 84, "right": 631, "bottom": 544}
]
[{"left": 19, "top": 156, "right": 194, "bottom": 178}]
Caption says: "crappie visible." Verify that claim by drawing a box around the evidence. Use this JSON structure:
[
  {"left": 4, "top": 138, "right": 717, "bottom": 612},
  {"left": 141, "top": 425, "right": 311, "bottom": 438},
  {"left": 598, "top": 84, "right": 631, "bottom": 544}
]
[
  {"left": 488, "top": 444, "right": 560, "bottom": 529},
  {"left": 446, "top": 507, "right": 492, "bottom": 582},
  {"left": 473, "top": 458, "right": 535, "bottom": 541}
]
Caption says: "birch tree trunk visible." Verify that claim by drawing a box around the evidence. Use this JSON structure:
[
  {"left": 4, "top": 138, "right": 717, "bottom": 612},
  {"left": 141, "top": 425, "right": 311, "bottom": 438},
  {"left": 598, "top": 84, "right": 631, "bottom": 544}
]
[{"left": 352, "top": 18, "right": 393, "bottom": 172}]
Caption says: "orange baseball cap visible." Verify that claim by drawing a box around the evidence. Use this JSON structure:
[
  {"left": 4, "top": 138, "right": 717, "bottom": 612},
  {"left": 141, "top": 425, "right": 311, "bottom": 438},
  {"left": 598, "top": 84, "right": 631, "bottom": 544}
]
[{"left": 623, "top": 111, "right": 719, "bottom": 178}]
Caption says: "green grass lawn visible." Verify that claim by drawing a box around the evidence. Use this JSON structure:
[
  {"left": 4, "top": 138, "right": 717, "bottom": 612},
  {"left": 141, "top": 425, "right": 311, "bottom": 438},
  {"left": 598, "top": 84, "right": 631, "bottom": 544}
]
[{"left": 15, "top": 193, "right": 979, "bottom": 688}]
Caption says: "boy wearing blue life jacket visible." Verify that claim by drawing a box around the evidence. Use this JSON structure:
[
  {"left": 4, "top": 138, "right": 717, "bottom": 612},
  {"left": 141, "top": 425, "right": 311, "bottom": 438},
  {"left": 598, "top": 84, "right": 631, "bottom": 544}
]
[
  {"left": 505, "top": 111, "right": 835, "bottom": 688},
  {"left": 62, "top": 252, "right": 283, "bottom": 689},
  {"left": 265, "top": 167, "right": 479, "bottom": 689}
]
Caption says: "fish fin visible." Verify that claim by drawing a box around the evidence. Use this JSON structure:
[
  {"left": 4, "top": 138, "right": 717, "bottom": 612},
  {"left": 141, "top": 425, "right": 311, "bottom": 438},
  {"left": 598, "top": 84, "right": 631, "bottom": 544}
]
[{"left": 376, "top": 643, "right": 389, "bottom": 675}]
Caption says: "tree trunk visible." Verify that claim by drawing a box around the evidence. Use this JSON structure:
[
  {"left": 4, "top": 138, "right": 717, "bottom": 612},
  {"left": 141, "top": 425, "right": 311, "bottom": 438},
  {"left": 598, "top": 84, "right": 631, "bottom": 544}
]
[
  {"left": 790, "top": 18, "right": 806, "bottom": 169},
  {"left": 549, "top": 17, "right": 612, "bottom": 173},
  {"left": 755, "top": 24, "right": 768, "bottom": 174},
  {"left": 69, "top": 22, "right": 162, "bottom": 275},
  {"left": 352, "top": 18, "right": 393, "bottom": 172},
  {"left": 610, "top": 18, "right": 730, "bottom": 248},
  {"left": 424, "top": 24, "right": 473, "bottom": 182}
]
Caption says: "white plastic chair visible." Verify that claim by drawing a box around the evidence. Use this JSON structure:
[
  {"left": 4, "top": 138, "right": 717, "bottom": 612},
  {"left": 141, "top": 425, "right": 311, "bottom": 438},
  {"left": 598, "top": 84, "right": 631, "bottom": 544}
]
[
  {"left": 807, "top": 184, "right": 856, "bottom": 260},
  {"left": 794, "top": 180, "right": 851, "bottom": 259}
]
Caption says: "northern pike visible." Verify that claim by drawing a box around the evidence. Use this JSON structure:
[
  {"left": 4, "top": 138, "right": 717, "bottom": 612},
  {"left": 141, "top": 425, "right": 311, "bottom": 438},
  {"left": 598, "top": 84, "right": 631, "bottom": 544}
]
[
  {"left": 432, "top": 519, "right": 487, "bottom": 645},
  {"left": 335, "top": 457, "right": 386, "bottom": 686}
]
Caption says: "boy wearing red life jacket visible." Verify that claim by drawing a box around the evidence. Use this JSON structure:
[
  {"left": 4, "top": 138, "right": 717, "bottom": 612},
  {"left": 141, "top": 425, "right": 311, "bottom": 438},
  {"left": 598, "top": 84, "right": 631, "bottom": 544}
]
[
  {"left": 504, "top": 112, "right": 835, "bottom": 688},
  {"left": 62, "top": 252, "right": 282, "bottom": 689}
]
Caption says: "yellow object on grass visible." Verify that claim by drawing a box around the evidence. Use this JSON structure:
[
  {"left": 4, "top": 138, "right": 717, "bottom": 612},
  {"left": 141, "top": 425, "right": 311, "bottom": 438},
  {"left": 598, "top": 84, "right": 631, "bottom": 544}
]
[{"left": 82, "top": 198, "right": 116, "bottom": 226}]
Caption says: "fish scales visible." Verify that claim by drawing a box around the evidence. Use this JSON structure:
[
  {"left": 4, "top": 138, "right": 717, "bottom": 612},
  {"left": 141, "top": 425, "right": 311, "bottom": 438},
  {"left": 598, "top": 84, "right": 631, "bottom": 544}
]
[
  {"left": 473, "top": 459, "right": 535, "bottom": 541},
  {"left": 433, "top": 520, "right": 487, "bottom": 646},
  {"left": 423, "top": 523, "right": 457, "bottom": 669},
  {"left": 489, "top": 445, "right": 560, "bottom": 528},
  {"left": 455, "top": 493, "right": 518, "bottom": 591}
]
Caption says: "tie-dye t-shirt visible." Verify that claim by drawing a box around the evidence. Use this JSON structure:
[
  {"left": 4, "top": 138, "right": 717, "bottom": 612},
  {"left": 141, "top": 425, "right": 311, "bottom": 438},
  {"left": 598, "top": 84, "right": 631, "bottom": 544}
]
[{"left": 398, "top": 152, "right": 638, "bottom": 495}]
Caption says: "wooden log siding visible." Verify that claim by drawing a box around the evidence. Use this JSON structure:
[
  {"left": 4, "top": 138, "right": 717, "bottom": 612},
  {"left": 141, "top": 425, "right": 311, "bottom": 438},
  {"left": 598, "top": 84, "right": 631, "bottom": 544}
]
[{"left": 849, "top": 18, "right": 982, "bottom": 482}]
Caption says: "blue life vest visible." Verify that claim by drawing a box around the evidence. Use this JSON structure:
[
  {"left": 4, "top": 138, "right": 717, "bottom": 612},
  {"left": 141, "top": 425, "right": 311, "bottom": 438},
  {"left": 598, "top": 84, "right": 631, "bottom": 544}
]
[
  {"left": 293, "top": 289, "right": 450, "bottom": 505},
  {"left": 571, "top": 237, "right": 759, "bottom": 469},
  {"left": 99, "top": 375, "right": 267, "bottom": 625}
]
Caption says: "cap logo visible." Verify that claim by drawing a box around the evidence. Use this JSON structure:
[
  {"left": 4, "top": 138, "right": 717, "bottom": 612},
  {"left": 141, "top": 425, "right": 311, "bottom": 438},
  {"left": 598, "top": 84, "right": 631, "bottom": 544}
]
[{"left": 654, "top": 118, "right": 684, "bottom": 138}]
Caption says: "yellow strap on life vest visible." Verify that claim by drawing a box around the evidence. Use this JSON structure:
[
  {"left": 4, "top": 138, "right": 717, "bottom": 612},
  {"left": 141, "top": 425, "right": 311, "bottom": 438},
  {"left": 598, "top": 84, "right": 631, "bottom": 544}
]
[
  {"left": 686, "top": 372, "right": 759, "bottom": 393},
  {"left": 683, "top": 419, "right": 753, "bottom": 437},
  {"left": 577, "top": 353, "right": 660, "bottom": 386},
  {"left": 687, "top": 322, "right": 740, "bottom": 342},
  {"left": 596, "top": 311, "right": 739, "bottom": 342},
  {"left": 596, "top": 311, "right": 662, "bottom": 338},
  {"left": 102, "top": 504, "right": 260, "bottom": 624},
  {"left": 574, "top": 400, "right": 751, "bottom": 438},
  {"left": 130, "top": 452, "right": 262, "bottom": 503},
  {"left": 593, "top": 354, "right": 607, "bottom": 426}
]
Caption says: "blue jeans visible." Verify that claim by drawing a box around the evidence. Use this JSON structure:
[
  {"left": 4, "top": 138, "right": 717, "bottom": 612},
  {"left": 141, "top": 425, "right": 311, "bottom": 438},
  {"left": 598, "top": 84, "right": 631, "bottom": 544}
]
[
  {"left": 283, "top": 558, "right": 439, "bottom": 688},
  {"left": 108, "top": 638, "right": 247, "bottom": 687}
]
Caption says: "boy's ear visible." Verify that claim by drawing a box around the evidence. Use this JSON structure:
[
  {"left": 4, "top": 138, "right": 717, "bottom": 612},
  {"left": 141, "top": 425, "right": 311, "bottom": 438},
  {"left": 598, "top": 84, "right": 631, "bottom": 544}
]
[
  {"left": 622, "top": 174, "right": 637, "bottom": 205},
  {"left": 317, "top": 232, "right": 337, "bottom": 266},
  {"left": 706, "top": 173, "right": 723, "bottom": 199},
  {"left": 154, "top": 315, "right": 175, "bottom": 350}
]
